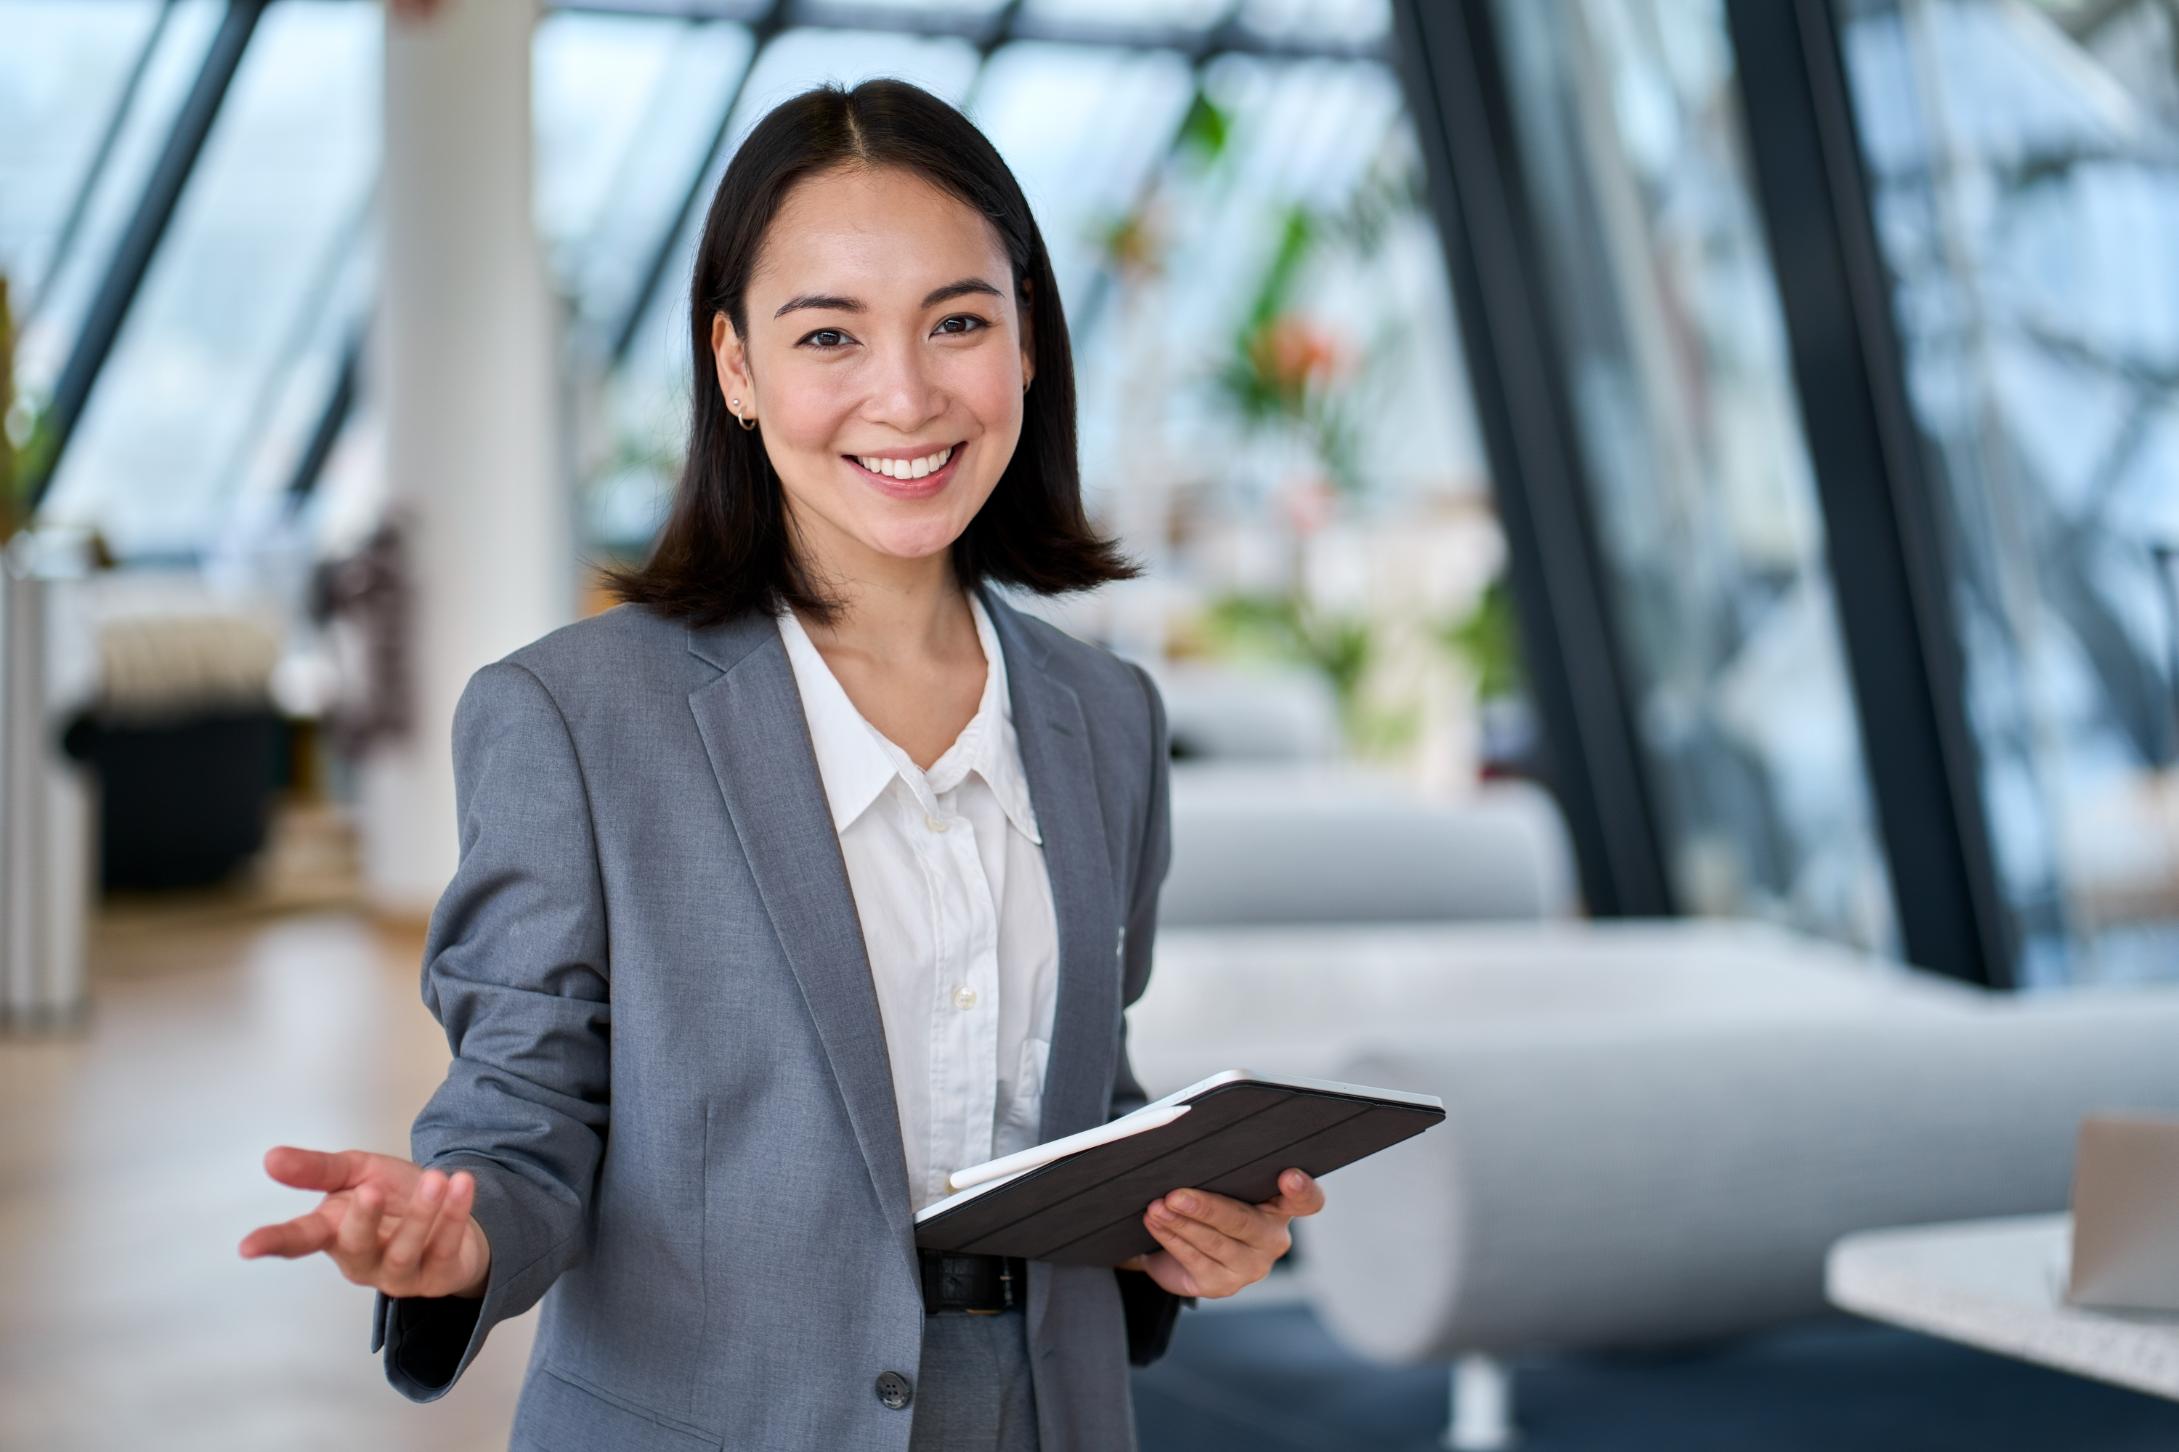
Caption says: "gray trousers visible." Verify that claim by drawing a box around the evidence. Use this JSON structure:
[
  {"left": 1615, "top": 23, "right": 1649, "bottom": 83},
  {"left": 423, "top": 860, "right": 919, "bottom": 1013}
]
[{"left": 907, "top": 1310, "right": 1040, "bottom": 1452}]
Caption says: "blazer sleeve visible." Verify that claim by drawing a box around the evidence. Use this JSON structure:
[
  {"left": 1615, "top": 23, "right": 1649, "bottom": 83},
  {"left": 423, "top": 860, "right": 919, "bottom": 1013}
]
[
  {"left": 368, "top": 660, "right": 613, "bottom": 1402},
  {"left": 1111, "top": 660, "right": 1193, "bottom": 1367}
]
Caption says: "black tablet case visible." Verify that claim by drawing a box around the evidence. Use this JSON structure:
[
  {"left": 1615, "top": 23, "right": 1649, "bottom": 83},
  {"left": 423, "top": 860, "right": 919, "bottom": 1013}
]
[{"left": 913, "top": 1078, "right": 1445, "bottom": 1266}]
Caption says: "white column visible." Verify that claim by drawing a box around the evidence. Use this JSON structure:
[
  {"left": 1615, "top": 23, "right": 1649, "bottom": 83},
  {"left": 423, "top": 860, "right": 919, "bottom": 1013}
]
[{"left": 359, "top": 0, "right": 568, "bottom": 918}]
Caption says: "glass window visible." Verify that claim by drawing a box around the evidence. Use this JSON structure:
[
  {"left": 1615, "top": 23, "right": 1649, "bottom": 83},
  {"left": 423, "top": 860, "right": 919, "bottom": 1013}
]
[
  {"left": 1237, "top": 0, "right": 1391, "bottom": 47},
  {"left": 1070, "top": 51, "right": 1428, "bottom": 499},
  {"left": 534, "top": 12, "right": 756, "bottom": 338},
  {"left": 980, "top": 40, "right": 1495, "bottom": 766},
  {"left": 35, "top": 0, "right": 380, "bottom": 560},
  {"left": 1492, "top": 0, "right": 1900, "bottom": 952},
  {"left": 0, "top": 0, "right": 163, "bottom": 303},
  {"left": 0, "top": 0, "right": 226, "bottom": 398},
  {"left": 1021, "top": 0, "right": 1235, "bottom": 30},
  {"left": 969, "top": 42, "right": 1197, "bottom": 314},
  {"left": 797, "top": 0, "right": 1014, "bottom": 17},
  {"left": 1839, "top": 0, "right": 2179, "bottom": 986}
]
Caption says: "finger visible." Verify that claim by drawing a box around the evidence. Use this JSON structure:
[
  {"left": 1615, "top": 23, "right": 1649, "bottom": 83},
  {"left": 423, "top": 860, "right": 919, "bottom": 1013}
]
[
  {"left": 335, "top": 1184, "right": 387, "bottom": 1270},
  {"left": 239, "top": 1211, "right": 334, "bottom": 1260},
  {"left": 1148, "top": 1198, "right": 1251, "bottom": 1274},
  {"left": 1163, "top": 1187, "right": 1271, "bottom": 1243},
  {"left": 1261, "top": 1169, "right": 1325, "bottom": 1219},
  {"left": 263, "top": 1146, "right": 362, "bottom": 1194},
  {"left": 381, "top": 1170, "right": 448, "bottom": 1279},
  {"left": 419, "top": 1171, "right": 477, "bottom": 1273},
  {"left": 1132, "top": 1247, "right": 1192, "bottom": 1299},
  {"left": 1144, "top": 1214, "right": 1229, "bottom": 1296}
]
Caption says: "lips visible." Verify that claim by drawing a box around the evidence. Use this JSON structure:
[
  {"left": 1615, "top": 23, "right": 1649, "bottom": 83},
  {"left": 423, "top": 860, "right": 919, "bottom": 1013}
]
[{"left": 843, "top": 442, "right": 964, "bottom": 500}]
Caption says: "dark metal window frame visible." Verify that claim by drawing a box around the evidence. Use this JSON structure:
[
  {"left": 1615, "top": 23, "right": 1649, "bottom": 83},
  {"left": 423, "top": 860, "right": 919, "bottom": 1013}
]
[
  {"left": 1386, "top": 0, "right": 1675, "bottom": 921},
  {"left": 1724, "top": 0, "right": 2014, "bottom": 986},
  {"left": 33, "top": 0, "right": 269, "bottom": 509},
  {"left": 1390, "top": 0, "right": 2011, "bottom": 984}
]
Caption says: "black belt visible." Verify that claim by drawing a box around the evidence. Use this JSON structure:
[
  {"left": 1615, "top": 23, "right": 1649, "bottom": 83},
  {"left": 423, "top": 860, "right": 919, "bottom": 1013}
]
[{"left": 918, "top": 1249, "right": 1026, "bottom": 1315}]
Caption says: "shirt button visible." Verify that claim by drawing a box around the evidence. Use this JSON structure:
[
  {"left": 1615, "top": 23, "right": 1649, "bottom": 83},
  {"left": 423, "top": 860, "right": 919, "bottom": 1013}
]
[
  {"left": 924, "top": 814, "right": 949, "bottom": 833},
  {"left": 876, "top": 1370, "right": 913, "bottom": 1410},
  {"left": 953, "top": 985, "right": 978, "bottom": 1010}
]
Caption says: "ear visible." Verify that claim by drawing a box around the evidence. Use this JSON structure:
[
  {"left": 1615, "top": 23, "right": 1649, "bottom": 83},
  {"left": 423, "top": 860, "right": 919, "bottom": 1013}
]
[{"left": 711, "top": 311, "right": 754, "bottom": 407}]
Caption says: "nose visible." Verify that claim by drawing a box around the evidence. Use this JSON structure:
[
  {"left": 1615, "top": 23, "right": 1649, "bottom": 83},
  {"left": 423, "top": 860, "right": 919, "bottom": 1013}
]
[{"left": 862, "top": 333, "right": 946, "bottom": 436}]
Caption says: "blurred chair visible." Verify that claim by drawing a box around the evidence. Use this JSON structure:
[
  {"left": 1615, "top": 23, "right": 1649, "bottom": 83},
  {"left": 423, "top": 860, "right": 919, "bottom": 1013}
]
[
  {"left": 59, "top": 573, "right": 286, "bottom": 891},
  {"left": 1153, "top": 660, "right": 1344, "bottom": 763},
  {"left": 1159, "top": 765, "right": 1579, "bottom": 929}
]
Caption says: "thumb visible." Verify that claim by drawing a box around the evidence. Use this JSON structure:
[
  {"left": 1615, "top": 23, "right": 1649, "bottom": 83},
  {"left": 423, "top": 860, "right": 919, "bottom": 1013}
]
[{"left": 1262, "top": 1168, "right": 1324, "bottom": 1219}]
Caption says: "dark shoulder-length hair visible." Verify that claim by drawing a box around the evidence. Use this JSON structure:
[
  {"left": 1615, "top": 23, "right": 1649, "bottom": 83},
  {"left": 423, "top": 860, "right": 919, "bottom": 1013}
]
[{"left": 599, "top": 77, "right": 1139, "bottom": 629}]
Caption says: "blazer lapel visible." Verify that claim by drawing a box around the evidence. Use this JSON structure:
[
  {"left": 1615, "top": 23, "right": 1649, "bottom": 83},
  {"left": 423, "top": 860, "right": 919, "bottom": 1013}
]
[
  {"left": 685, "top": 612, "right": 915, "bottom": 1246},
  {"left": 979, "top": 586, "right": 1123, "bottom": 1147},
  {"left": 682, "top": 591, "right": 1124, "bottom": 1262},
  {"left": 979, "top": 587, "right": 1127, "bottom": 1364}
]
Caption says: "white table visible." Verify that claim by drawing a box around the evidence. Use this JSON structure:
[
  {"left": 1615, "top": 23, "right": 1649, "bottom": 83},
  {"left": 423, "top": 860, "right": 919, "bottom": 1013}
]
[{"left": 1828, "top": 1214, "right": 2179, "bottom": 1402}]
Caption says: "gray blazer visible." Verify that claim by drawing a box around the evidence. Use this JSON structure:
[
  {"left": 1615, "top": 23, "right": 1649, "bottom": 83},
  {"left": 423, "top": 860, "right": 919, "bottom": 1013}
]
[{"left": 369, "top": 582, "right": 1184, "bottom": 1451}]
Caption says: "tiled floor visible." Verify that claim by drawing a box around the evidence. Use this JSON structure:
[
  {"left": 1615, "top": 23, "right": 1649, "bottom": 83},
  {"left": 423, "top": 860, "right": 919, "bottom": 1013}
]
[{"left": 9, "top": 900, "right": 2179, "bottom": 1451}]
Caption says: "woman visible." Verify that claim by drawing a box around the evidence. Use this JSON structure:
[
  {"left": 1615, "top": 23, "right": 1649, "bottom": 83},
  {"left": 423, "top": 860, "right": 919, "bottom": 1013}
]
[{"left": 239, "top": 78, "right": 1323, "bottom": 1451}]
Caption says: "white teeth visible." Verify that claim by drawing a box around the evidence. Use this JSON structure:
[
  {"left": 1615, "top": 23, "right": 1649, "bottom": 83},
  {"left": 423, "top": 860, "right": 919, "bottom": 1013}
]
[{"left": 855, "top": 444, "right": 953, "bottom": 479}]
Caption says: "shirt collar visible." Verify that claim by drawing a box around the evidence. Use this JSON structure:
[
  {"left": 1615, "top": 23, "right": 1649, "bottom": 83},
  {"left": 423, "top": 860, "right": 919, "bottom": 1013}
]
[
  {"left": 773, "top": 590, "right": 1043, "bottom": 846},
  {"left": 774, "top": 604, "right": 898, "bottom": 835},
  {"left": 943, "top": 591, "right": 1043, "bottom": 846}
]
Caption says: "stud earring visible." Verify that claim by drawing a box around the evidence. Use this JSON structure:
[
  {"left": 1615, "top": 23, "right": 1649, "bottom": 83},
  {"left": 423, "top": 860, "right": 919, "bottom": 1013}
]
[{"left": 729, "top": 396, "right": 756, "bottom": 431}]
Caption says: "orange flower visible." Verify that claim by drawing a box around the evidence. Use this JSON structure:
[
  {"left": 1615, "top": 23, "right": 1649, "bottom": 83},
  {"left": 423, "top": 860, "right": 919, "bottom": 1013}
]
[{"left": 1250, "top": 316, "right": 1348, "bottom": 396}]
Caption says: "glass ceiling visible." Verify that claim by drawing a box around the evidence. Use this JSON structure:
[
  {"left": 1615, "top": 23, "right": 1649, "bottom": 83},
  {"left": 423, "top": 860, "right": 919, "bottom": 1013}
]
[
  {"left": 0, "top": 0, "right": 225, "bottom": 403},
  {"left": 35, "top": 0, "right": 379, "bottom": 559},
  {"left": 7, "top": 0, "right": 1441, "bottom": 570}
]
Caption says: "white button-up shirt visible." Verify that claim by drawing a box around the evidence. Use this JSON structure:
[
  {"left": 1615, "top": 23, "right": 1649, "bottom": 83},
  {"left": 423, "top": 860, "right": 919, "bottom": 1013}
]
[{"left": 775, "top": 591, "right": 1061, "bottom": 1211}]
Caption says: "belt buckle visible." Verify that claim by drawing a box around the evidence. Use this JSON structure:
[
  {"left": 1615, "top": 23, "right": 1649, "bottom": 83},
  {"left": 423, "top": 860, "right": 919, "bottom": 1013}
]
[{"left": 965, "top": 1258, "right": 1015, "bottom": 1315}]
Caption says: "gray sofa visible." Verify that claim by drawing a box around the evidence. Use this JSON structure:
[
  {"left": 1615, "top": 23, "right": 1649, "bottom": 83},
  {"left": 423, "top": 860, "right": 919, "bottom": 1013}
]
[
  {"left": 1160, "top": 766, "right": 1579, "bottom": 928},
  {"left": 1134, "top": 917, "right": 2179, "bottom": 1448},
  {"left": 1307, "top": 985, "right": 2179, "bottom": 1353},
  {"left": 1139, "top": 763, "right": 2179, "bottom": 1449}
]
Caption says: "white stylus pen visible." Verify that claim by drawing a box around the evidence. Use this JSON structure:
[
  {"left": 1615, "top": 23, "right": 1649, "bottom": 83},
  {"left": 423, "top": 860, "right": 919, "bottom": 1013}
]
[{"left": 945, "top": 1103, "right": 1193, "bottom": 1193}]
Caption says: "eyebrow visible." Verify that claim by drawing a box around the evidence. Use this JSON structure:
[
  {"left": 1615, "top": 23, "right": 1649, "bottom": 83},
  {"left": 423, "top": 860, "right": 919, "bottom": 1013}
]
[{"left": 772, "top": 276, "right": 1004, "bottom": 320}]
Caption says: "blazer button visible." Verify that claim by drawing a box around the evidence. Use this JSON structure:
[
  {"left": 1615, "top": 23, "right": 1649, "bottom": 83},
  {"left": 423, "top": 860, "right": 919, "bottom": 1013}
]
[{"left": 875, "top": 1370, "right": 913, "bottom": 1411}]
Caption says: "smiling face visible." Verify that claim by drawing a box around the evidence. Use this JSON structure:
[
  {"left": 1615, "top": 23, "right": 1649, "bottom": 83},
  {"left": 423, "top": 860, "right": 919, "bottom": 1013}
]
[{"left": 711, "top": 164, "right": 1035, "bottom": 595}]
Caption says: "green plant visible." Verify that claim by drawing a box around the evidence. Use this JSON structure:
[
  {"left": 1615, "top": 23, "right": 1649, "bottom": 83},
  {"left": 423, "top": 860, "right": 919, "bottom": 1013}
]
[
  {"left": 1084, "top": 85, "right": 1232, "bottom": 287},
  {"left": 1195, "top": 589, "right": 1450, "bottom": 758},
  {"left": 1197, "top": 588, "right": 1372, "bottom": 710},
  {"left": 1437, "top": 575, "right": 1524, "bottom": 701},
  {"left": 0, "top": 271, "right": 16, "bottom": 539},
  {"left": 0, "top": 271, "right": 55, "bottom": 541},
  {"left": 1205, "top": 142, "right": 1428, "bottom": 499}
]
